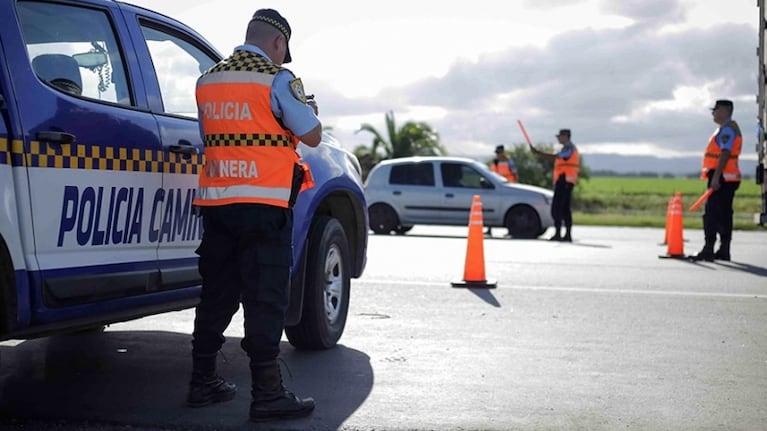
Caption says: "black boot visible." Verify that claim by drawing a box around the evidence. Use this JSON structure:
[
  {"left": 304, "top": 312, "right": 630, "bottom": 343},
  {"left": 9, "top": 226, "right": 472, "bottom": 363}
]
[
  {"left": 714, "top": 241, "right": 731, "bottom": 261},
  {"left": 187, "top": 352, "right": 237, "bottom": 407},
  {"left": 249, "top": 360, "right": 315, "bottom": 422},
  {"left": 690, "top": 244, "right": 715, "bottom": 262},
  {"left": 562, "top": 227, "right": 572, "bottom": 243}
]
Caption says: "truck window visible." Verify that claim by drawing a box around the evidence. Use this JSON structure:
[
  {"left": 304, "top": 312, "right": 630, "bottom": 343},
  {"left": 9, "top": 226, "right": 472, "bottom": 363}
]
[
  {"left": 140, "top": 24, "right": 217, "bottom": 118},
  {"left": 17, "top": 1, "right": 131, "bottom": 105}
]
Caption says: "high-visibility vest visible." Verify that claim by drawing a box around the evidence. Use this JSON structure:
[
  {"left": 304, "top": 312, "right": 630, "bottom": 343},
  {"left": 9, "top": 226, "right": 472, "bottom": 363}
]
[
  {"left": 701, "top": 119, "right": 742, "bottom": 182},
  {"left": 491, "top": 159, "right": 517, "bottom": 182},
  {"left": 194, "top": 50, "right": 302, "bottom": 208},
  {"left": 553, "top": 146, "right": 580, "bottom": 185}
]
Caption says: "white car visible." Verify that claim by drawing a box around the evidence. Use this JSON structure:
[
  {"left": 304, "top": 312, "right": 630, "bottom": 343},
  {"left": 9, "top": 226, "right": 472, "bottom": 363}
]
[{"left": 364, "top": 156, "right": 554, "bottom": 238}]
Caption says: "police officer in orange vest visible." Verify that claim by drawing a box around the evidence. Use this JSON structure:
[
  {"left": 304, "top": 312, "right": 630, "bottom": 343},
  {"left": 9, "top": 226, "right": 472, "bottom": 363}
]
[
  {"left": 691, "top": 99, "right": 742, "bottom": 261},
  {"left": 490, "top": 145, "right": 518, "bottom": 183},
  {"left": 486, "top": 145, "right": 518, "bottom": 236},
  {"left": 531, "top": 129, "right": 580, "bottom": 242},
  {"left": 188, "top": 9, "right": 321, "bottom": 422}
]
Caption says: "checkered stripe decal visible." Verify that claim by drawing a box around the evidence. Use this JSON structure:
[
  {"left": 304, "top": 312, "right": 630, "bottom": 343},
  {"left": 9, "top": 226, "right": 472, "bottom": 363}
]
[
  {"left": 0, "top": 139, "right": 202, "bottom": 174},
  {"left": 203, "top": 133, "right": 292, "bottom": 148},
  {"left": 207, "top": 51, "right": 280, "bottom": 74},
  {"left": 0, "top": 138, "right": 9, "bottom": 166}
]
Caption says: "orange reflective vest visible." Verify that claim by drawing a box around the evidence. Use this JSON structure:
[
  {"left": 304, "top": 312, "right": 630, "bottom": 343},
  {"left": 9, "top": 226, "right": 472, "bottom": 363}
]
[
  {"left": 553, "top": 146, "right": 580, "bottom": 185},
  {"left": 701, "top": 119, "right": 742, "bottom": 182},
  {"left": 491, "top": 159, "right": 517, "bottom": 182},
  {"left": 194, "top": 50, "right": 306, "bottom": 208}
]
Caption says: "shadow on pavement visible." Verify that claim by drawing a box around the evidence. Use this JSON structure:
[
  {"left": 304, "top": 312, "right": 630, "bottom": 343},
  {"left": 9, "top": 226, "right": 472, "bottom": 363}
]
[
  {"left": 462, "top": 288, "right": 501, "bottom": 307},
  {"left": 714, "top": 260, "right": 767, "bottom": 277},
  {"left": 0, "top": 330, "right": 372, "bottom": 430}
]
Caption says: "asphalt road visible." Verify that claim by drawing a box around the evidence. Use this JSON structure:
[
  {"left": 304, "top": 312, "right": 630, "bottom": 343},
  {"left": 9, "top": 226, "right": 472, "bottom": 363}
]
[{"left": 0, "top": 225, "right": 765, "bottom": 431}]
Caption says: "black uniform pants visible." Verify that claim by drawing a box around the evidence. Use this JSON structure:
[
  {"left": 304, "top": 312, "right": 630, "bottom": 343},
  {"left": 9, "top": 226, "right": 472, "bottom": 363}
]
[
  {"left": 703, "top": 176, "right": 739, "bottom": 247},
  {"left": 191, "top": 203, "right": 293, "bottom": 363},
  {"left": 551, "top": 175, "right": 574, "bottom": 231}
]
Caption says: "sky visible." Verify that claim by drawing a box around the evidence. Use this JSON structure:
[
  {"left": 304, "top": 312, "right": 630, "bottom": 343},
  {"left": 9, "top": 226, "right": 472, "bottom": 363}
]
[{"left": 128, "top": 0, "right": 759, "bottom": 171}]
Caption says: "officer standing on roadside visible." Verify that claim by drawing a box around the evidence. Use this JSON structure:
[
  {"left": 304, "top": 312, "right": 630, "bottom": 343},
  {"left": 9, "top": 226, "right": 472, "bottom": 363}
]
[
  {"left": 490, "top": 145, "right": 518, "bottom": 183},
  {"left": 187, "top": 8, "right": 321, "bottom": 422},
  {"left": 486, "top": 144, "right": 518, "bottom": 236},
  {"left": 691, "top": 99, "right": 741, "bottom": 261},
  {"left": 530, "top": 129, "right": 580, "bottom": 242}
]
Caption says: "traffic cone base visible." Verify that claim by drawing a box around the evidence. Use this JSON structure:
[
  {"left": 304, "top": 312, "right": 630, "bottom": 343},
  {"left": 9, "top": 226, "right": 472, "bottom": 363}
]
[
  {"left": 451, "top": 279, "right": 498, "bottom": 288},
  {"left": 452, "top": 195, "right": 496, "bottom": 288}
]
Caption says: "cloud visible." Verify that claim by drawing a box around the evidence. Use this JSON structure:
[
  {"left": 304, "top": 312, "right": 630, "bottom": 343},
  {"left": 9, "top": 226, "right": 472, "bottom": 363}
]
[
  {"left": 597, "top": 0, "right": 686, "bottom": 25},
  {"left": 328, "top": 20, "right": 756, "bottom": 162}
]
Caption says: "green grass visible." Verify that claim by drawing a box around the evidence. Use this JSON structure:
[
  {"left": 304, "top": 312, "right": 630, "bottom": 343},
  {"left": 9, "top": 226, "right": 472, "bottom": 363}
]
[{"left": 572, "top": 176, "right": 765, "bottom": 231}]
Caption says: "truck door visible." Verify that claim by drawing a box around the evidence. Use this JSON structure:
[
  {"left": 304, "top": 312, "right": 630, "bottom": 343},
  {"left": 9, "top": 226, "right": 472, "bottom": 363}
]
[
  {"left": 10, "top": 1, "right": 163, "bottom": 314},
  {"left": 124, "top": 11, "right": 219, "bottom": 289}
]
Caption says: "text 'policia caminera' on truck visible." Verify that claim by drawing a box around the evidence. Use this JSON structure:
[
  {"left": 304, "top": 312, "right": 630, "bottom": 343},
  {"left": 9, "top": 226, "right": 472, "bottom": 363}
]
[{"left": 57, "top": 186, "right": 202, "bottom": 247}]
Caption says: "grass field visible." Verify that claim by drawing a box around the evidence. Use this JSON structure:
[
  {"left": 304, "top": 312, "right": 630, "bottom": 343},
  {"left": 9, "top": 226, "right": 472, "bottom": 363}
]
[{"left": 573, "top": 176, "right": 765, "bottom": 231}]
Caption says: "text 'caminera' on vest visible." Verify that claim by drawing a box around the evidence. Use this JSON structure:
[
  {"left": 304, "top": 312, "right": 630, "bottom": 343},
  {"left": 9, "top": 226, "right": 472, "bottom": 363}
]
[{"left": 205, "top": 160, "right": 259, "bottom": 178}]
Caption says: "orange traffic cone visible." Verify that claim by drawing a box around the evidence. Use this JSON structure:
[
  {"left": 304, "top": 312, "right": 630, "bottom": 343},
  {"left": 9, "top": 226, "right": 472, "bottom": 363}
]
[
  {"left": 452, "top": 195, "right": 497, "bottom": 288},
  {"left": 662, "top": 191, "right": 681, "bottom": 245},
  {"left": 659, "top": 192, "right": 685, "bottom": 259}
]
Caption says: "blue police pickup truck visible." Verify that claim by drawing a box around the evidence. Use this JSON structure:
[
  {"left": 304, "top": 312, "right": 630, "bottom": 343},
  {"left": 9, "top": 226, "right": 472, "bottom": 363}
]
[{"left": 0, "top": 0, "right": 368, "bottom": 349}]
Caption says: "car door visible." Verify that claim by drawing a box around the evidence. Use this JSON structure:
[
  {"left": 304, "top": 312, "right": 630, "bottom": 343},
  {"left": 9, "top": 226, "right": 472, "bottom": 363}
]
[
  {"left": 11, "top": 0, "right": 163, "bottom": 316},
  {"left": 124, "top": 8, "right": 219, "bottom": 289},
  {"left": 387, "top": 161, "right": 443, "bottom": 224},
  {"left": 439, "top": 161, "right": 498, "bottom": 224}
]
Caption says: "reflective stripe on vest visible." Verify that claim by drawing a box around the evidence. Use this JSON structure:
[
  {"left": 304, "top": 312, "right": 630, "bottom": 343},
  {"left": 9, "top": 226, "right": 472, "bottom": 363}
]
[
  {"left": 194, "top": 51, "right": 300, "bottom": 208},
  {"left": 553, "top": 147, "right": 580, "bottom": 185},
  {"left": 701, "top": 120, "right": 742, "bottom": 182}
]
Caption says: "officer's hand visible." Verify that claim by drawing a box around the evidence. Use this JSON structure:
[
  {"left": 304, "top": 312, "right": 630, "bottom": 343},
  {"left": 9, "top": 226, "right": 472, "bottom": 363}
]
[{"left": 711, "top": 176, "right": 721, "bottom": 191}]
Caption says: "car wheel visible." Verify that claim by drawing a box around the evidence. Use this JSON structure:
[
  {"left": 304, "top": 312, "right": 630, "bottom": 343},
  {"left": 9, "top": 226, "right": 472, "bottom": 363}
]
[
  {"left": 285, "top": 216, "right": 350, "bottom": 350},
  {"left": 394, "top": 225, "right": 413, "bottom": 235},
  {"left": 368, "top": 203, "right": 399, "bottom": 235},
  {"left": 505, "top": 205, "right": 542, "bottom": 239}
]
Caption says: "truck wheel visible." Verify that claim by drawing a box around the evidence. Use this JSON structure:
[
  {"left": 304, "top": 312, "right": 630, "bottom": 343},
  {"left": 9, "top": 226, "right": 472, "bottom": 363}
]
[{"left": 285, "top": 216, "right": 350, "bottom": 350}]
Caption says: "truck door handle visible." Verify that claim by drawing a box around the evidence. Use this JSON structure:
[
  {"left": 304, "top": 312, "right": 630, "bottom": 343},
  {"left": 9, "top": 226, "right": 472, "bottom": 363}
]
[
  {"left": 445, "top": 193, "right": 454, "bottom": 198},
  {"left": 392, "top": 190, "right": 402, "bottom": 196},
  {"left": 169, "top": 140, "right": 198, "bottom": 154},
  {"left": 36, "top": 131, "right": 75, "bottom": 144},
  {"left": 169, "top": 140, "right": 199, "bottom": 158}
]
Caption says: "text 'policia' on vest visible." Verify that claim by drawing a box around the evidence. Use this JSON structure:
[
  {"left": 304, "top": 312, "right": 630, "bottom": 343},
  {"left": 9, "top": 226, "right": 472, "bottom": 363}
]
[{"left": 194, "top": 50, "right": 312, "bottom": 208}]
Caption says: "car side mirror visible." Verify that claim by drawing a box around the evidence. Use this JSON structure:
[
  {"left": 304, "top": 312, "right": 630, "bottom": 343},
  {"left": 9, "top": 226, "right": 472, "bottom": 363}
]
[{"left": 480, "top": 178, "right": 494, "bottom": 189}]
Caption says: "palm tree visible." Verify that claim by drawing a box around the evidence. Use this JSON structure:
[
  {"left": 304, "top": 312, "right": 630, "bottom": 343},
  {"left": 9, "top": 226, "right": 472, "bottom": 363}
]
[{"left": 354, "top": 111, "right": 446, "bottom": 179}]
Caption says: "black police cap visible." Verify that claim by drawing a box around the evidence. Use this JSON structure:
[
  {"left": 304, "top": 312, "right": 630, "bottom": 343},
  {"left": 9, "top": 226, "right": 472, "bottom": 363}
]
[
  {"left": 251, "top": 9, "right": 292, "bottom": 63},
  {"left": 711, "top": 99, "right": 734, "bottom": 111}
]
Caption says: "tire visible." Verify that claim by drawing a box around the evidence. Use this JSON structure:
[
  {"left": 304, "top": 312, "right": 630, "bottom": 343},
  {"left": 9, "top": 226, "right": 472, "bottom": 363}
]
[
  {"left": 285, "top": 216, "right": 350, "bottom": 350},
  {"left": 505, "top": 205, "right": 542, "bottom": 239},
  {"left": 368, "top": 203, "right": 399, "bottom": 235}
]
